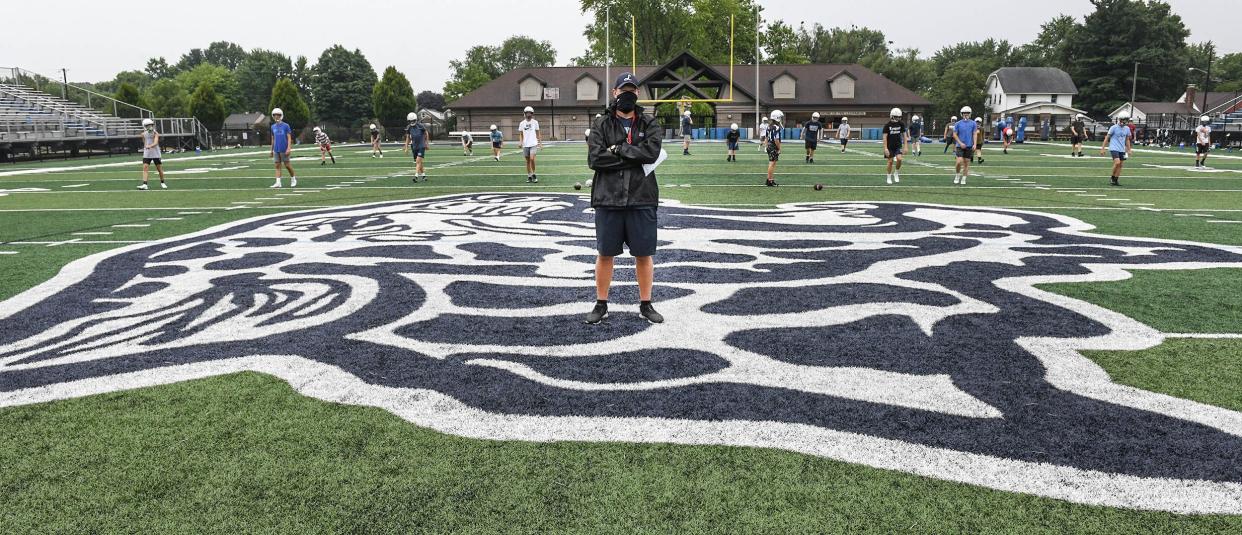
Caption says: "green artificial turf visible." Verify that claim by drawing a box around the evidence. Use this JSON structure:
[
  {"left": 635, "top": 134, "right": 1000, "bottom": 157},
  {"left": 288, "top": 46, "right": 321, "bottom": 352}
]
[{"left": 2, "top": 140, "right": 1241, "bottom": 532}]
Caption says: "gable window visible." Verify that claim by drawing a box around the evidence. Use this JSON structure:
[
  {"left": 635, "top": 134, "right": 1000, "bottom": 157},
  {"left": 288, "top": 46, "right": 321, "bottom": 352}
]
[
  {"left": 1051, "top": 94, "right": 1058, "bottom": 103},
  {"left": 829, "top": 74, "right": 855, "bottom": 99},
  {"left": 576, "top": 77, "right": 599, "bottom": 101},
  {"left": 772, "top": 74, "right": 796, "bottom": 99},
  {"left": 519, "top": 77, "right": 543, "bottom": 102},
  {"left": 1020, "top": 94, "right": 1028, "bottom": 104}
]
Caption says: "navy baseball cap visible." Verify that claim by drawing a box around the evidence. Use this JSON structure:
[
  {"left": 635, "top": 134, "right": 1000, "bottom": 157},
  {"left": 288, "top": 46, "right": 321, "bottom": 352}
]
[{"left": 614, "top": 72, "right": 638, "bottom": 89}]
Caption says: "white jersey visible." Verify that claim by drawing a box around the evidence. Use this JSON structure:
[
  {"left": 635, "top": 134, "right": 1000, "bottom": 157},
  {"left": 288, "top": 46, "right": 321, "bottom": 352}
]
[
  {"left": 838, "top": 124, "right": 851, "bottom": 139},
  {"left": 142, "top": 130, "right": 161, "bottom": 159},
  {"left": 1196, "top": 125, "right": 1212, "bottom": 145},
  {"left": 519, "top": 119, "right": 540, "bottom": 147}
]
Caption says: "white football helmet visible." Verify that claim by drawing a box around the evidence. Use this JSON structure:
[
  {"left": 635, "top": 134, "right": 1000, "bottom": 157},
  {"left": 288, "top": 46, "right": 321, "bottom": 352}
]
[
  {"left": 811, "top": 112, "right": 820, "bottom": 119},
  {"left": 1201, "top": 115, "right": 1211, "bottom": 123},
  {"left": 730, "top": 123, "right": 739, "bottom": 130},
  {"left": 912, "top": 114, "right": 921, "bottom": 122},
  {"left": 769, "top": 109, "right": 784, "bottom": 123},
  {"left": 312, "top": 126, "right": 321, "bottom": 132},
  {"left": 141, "top": 118, "right": 154, "bottom": 127},
  {"left": 523, "top": 106, "right": 534, "bottom": 113},
  {"left": 1116, "top": 111, "right": 1130, "bottom": 122},
  {"left": 370, "top": 123, "right": 377, "bottom": 130},
  {"left": 271, "top": 107, "right": 283, "bottom": 117},
  {"left": 489, "top": 124, "right": 497, "bottom": 130},
  {"left": 841, "top": 117, "right": 849, "bottom": 123},
  {"left": 950, "top": 116, "right": 958, "bottom": 122},
  {"left": 975, "top": 117, "right": 982, "bottom": 124},
  {"left": 683, "top": 110, "right": 691, "bottom": 117},
  {"left": 960, "top": 106, "right": 973, "bottom": 115},
  {"left": 890, "top": 107, "right": 903, "bottom": 118}
]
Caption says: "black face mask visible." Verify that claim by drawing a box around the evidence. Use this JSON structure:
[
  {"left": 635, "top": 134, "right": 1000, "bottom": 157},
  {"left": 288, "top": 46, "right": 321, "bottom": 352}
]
[{"left": 616, "top": 91, "right": 638, "bottom": 112}]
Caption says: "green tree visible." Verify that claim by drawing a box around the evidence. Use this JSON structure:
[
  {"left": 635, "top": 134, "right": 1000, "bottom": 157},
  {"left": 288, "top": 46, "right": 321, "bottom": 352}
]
[
  {"left": 189, "top": 81, "right": 226, "bottom": 130},
  {"left": 926, "top": 59, "right": 990, "bottom": 124},
  {"left": 291, "top": 56, "right": 313, "bottom": 103},
  {"left": 1066, "top": 0, "right": 1190, "bottom": 115},
  {"left": 144, "top": 79, "right": 189, "bottom": 117},
  {"left": 1015, "top": 15, "right": 1078, "bottom": 69},
  {"left": 113, "top": 82, "right": 145, "bottom": 118},
  {"left": 145, "top": 57, "right": 173, "bottom": 79},
  {"left": 237, "top": 49, "right": 293, "bottom": 113},
  {"left": 444, "top": 36, "right": 557, "bottom": 102},
  {"left": 204, "top": 41, "right": 248, "bottom": 70},
  {"left": 311, "top": 45, "right": 378, "bottom": 126},
  {"left": 269, "top": 78, "right": 311, "bottom": 131},
  {"left": 1214, "top": 52, "right": 1242, "bottom": 92},
  {"left": 797, "top": 24, "right": 889, "bottom": 64},
  {"left": 867, "top": 49, "right": 936, "bottom": 95},
  {"left": 761, "top": 20, "right": 808, "bottom": 64},
  {"left": 175, "top": 63, "right": 241, "bottom": 113},
  {"left": 416, "top": 91, "right": 446, "bottom": 111},
  {"left": 576, "top": 0, "right": 760, "bottom": 66},
  {"left": 372, "top": 66, "right": 417, "bottom": 128},
  {"left": 175, "top": 48, "right": 207, "bottom": 72},
  {"left": 930, "top": 39, "right": 1018, "bottom": 77}
]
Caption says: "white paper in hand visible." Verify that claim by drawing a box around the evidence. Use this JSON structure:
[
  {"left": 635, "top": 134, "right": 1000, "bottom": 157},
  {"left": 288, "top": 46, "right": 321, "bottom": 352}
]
[{"left": 643, "top": 148, "right": 668, "bottom": 177}]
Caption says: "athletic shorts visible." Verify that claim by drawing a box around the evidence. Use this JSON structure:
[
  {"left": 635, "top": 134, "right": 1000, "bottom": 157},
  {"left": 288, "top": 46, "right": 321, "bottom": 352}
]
[
  {"left": 371, "top": 134, "right": 379, "bottom": 142},
  {"left": 805, "top": 139, "right": 818, "bottom": 149},
  {"left": 840, "top": 138, "right": 849, "bottom": 146},
  {"left": 320, "top": 143, "right": 332, "bottom": 151},
  {"left": 956, "top": 147, "right": 975, "bottom": 159},
  {"left": 410, "top": 145, "right": 426, "bottom": 158},
  {"left": 595, "top": 206, "right": 658, "bottom": 257},
  {"left": 1071, "top": 135, "right": 1083, "bottom": 145},
  {"left": 682, "top": 131, "right": 692, "bottom": 138},
  {"left": 523, "top": 146, "right": 538, "bottom": 158},
  {"left": 142, "top": 158, "right": 162, "bottom": 165},
  {"left": 886, "top": 146, "right": 903, "bottom": 157},
  {"left": 492, "top": 141, "right": 502, "bottom": 149},
  {"left": 767, "top": 147, "right": 780, "bottom": 162},
  {"left": 273, "top": 152, "right": 291, "bottom": 164},
  {"left": 1197, "top": 143, "right": 1210, "bottom": 154},
  {"left": 727, "top": 141, "right": 739, "bottom": 151},
  {"left": 1110, "top": 151, "right": 1128, "bottom": 161}
]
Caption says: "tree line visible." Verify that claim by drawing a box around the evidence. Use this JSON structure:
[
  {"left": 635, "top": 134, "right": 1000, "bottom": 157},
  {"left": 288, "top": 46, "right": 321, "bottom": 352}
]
[
  {"left": 83, "top": 41, "right": 446, "bottom": 134},
  {"left": 443, "top": 0, "right": 1242, "bottom": 122}
]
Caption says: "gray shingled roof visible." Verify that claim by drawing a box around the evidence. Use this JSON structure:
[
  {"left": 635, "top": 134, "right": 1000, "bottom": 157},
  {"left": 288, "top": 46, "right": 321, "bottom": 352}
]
[
  {"left": 223, "top": 112, "right": 266, "bottom": 129},
  {"left": 449, "top": 62, "right": 929, "bottom": 109},
  {"left": 992, "top": 67, "right": 1078, "bottom": 95},
  {"left": 1132, "top": 102, "right": 1194, "bottom": 115}
]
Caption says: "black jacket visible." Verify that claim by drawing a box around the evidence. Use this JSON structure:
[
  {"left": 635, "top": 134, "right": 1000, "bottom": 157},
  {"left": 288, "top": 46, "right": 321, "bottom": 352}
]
[{"left": 588, "top": 103, "right": 663, "bottom": 208}]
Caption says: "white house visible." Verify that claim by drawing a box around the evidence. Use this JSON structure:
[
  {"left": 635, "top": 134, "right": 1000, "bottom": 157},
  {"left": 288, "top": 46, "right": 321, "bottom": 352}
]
[{"left": 986, "top": 67, "right": 1087, "bottom": 134}]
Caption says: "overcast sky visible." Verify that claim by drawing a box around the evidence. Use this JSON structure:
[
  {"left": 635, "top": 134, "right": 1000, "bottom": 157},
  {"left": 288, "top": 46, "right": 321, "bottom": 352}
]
[{"left": 3, "top": 0, "right": 1237, "bottom": 92}]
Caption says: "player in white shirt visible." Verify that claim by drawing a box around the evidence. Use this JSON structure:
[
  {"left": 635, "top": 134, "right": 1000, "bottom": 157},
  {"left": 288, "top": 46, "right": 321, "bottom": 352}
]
[
  {"left": 837, "top": 117, "right": 850, "bottom": 153},
  {"left": 1195, "top": 115, "right": 1212, "bottom": 168},
  {"left": 519, "top": 106, "right": 542, "bottom": 183}
]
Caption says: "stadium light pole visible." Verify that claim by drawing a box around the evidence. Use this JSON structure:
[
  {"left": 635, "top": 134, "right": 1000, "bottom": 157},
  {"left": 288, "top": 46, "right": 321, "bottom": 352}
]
[
  {"left": 1130, "top": 62, "right": 1138, "bottom": 119},
  {"left": 605, "top": 5, "right": 609, "bottom": 94}
]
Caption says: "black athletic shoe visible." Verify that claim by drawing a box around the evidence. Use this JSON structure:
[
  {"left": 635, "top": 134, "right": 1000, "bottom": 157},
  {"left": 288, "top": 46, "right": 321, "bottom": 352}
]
[
  {"left": 1003, "top": 148, "right": 1008, "bottom": 154},
  {"left": 1110, "top": 177, "right": 1120, "bottom": 186},
  {"left": 809, "top": 158, "right": 814, "bottom": 163},
  {"left": 532, "top": 175, "right": 538, "bottom": 183},
  {"left": 320, "top": 161, "right": 326, "bottom": 166},
  {"left": 639, "top": 302, "right": 664, "bottom": 324},
  {"left": 584, "top": 302, "right": 608, "bottom": 324},
  {"left": 766, "top": 180, "right": 778, "bottom": 187}
]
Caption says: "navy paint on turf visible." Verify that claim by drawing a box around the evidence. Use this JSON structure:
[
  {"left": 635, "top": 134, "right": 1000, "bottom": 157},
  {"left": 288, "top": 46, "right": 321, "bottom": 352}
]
[{"left": 3, "top": 194, "right": 1242, "bottom": 488}]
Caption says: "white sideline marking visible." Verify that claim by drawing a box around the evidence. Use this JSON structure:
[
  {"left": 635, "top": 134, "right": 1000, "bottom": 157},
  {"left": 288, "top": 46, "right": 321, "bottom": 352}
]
[
  {"left": 71, "top": 232, "right": 113, "bottom": 236},
  {"left": 60, "top": 183, "right": 90, "bottom": 188},
  {"left": 110, "top": 224, "right": 150, "bottom": 228},
  {"left": 1207, "top": 220, "right": 1242, "bottom": 224},
  {"left": 1165, "top": 333, "right": 1242, "bottom": 338},
  {"left": 150, "top": 218, "right": 182, "bottom": 221},
  {"left": 177, "top": 211, "right": 205, "bottom": 215},
  {"left": 0, "top": 251, "right": 16, "bottom": 255}
]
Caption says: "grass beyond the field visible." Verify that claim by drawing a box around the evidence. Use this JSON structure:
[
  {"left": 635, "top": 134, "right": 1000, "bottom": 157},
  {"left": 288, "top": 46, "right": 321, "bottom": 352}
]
[{"left": 2, "top": 140, "right": 1241, "bottom": 532}]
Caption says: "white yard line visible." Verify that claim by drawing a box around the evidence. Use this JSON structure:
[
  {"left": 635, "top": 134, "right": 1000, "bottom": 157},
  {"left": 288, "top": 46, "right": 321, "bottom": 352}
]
[
  {"left": 71, "top": 232, "right": 113, "bottom": 236},
  {"left": 111, "top": 224, "right": 150, "bottom": 228}
]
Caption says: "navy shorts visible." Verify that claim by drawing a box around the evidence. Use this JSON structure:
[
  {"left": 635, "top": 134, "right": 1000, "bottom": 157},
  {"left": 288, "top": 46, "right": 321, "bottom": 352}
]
[
  {"left": 727, "top": 141, "right": 739, "bottom": 150},
  {"left": 1197, "top": 143, "right": 1210, "bottom": 155},
  {"left": 886, "top": 146, "right": 903, "bottom": 157},
  {"left": 840, "top": 138, "right": 849, "bottom": 146},
  {"left": 1110, "top": 150, "right": 1128, "bottom": 161},
  {"left": 142, "top": 158, "right": 162, "bottom": 165},
  {"left": 956, "top": 147, "right": 974, "bottom": 159},
  {"left": 595, "top": 206, "right": 658, "bottom": 257},
  {"left": 492, "top": 141, "right": 502, "bottom": 148},
  {"left": 805, "top": 139, "right": 818, "bottom": 149},
  {"left": 767, "top": 147, "right": 780, "bottom": 162},
  {"left": 410, "top": 145, "right": 426, "bottom": 158}
]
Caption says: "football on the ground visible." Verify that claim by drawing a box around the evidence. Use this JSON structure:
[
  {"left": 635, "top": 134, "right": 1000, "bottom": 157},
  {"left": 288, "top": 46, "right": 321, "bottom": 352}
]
[
  {"left": 814, "top": 183, "right": 824, "bottom": 190},
  {"left": 574, "top": 182, "right": 582, "bottom": 190}
]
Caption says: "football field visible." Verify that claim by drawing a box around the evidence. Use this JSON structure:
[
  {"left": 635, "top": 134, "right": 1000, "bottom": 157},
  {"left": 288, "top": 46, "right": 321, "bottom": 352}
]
[{"left": 2, "top": 140, "right": 1241, "bottom": 532}]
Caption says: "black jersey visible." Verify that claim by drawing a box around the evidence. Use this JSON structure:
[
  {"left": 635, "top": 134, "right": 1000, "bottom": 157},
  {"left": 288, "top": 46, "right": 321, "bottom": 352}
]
[{"left": 884, "top": 120, "right": 907, "bottom": 149}]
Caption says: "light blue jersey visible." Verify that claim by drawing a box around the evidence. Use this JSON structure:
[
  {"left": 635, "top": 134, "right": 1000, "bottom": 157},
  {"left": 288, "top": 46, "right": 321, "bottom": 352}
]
[
  {"left": 271, "top": 121, "right": 292, "bottom": 152},
  {"left": 953, "top": 119, "right": 978, "bottom": 147},
  {"left": 1107, "top": 124, "right": 1131, "bottom": 153}
]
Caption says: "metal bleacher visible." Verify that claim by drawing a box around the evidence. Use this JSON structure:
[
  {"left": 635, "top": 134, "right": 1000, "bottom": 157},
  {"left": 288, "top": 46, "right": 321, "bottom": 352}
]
[{"left": 0, "top": 66, "right": 211, "bottom": 160}]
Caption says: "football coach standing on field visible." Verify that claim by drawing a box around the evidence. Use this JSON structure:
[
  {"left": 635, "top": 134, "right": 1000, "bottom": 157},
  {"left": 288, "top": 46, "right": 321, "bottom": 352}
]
[{"left": 583, "top": 72, "right": 665, "bottom": 325}]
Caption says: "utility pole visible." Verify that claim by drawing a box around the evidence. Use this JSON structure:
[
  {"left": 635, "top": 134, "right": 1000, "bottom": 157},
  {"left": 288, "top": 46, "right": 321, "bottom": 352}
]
[
  {"left": 754, "top": 5, "right": 760, "bottom": 139},
  {"left": 1130, "top": 62, "right": 1138, "bottom": 118},
  {"left": 61, "top": 68, "right": 68, "bottom": 100},
  {"left": 604, "top": 5, "right": 610, "bottom": 90},
  {"left": 1203, "top": 42, "right": 1214, "bottom": 116}
]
